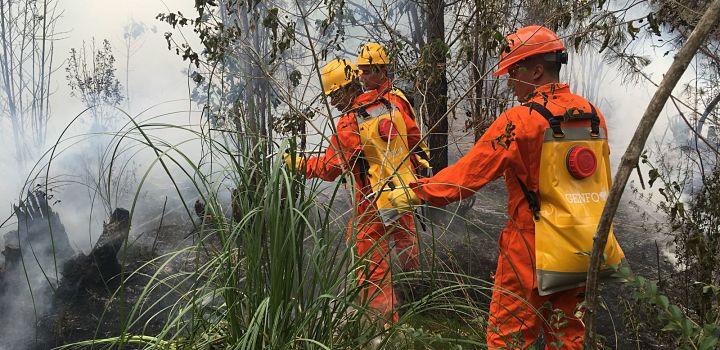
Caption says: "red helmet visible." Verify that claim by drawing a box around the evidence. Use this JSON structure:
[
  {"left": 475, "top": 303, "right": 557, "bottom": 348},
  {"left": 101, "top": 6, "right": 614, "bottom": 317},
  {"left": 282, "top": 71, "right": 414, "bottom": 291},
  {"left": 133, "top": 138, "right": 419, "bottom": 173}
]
[{"left": 494, "top": 25, "right": 566, "bottom": 77}]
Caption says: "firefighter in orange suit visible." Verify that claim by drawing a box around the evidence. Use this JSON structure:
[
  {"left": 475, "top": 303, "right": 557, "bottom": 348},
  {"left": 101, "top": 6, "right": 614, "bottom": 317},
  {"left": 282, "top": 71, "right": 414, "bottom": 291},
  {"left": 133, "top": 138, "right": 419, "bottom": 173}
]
[
  {"left": 355, "top": 42, "right": 429, "bottom": 271},
  {"left": 387, "top": 26, "right": 625, "bottom": 349},
  {"left": 284, "top": 58, "right": 419, "bottom": 325}
]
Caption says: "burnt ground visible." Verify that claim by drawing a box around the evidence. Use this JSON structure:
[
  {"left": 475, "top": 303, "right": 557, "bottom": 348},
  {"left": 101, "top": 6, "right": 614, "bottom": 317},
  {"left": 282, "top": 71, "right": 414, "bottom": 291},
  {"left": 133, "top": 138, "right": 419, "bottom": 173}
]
[
  {"left": 46, "top": 213, "right": 213, "bottom": 349},
  {"left": 0, "top": 199, "right": 203, "bottom": 350},
  {"left": 31, "top": 220, "right": 199, "bottom": 350}
]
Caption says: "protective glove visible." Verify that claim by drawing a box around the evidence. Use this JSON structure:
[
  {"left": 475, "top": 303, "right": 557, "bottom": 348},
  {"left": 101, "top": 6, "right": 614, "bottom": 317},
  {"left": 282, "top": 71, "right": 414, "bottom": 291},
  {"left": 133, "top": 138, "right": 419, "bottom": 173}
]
[
  {"left": 414, "top": 154, "right": 431, "bottom": 169},
  {"left": 283, "top": 153, "right": 304, "bottom": 170},
  {"left": 388, "top": 187, "right": 422, "bottom": 212}
]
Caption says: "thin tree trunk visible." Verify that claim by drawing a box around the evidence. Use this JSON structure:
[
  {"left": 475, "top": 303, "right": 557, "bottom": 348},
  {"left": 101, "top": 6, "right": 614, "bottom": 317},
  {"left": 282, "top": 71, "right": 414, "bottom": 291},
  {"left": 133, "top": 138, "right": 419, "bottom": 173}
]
[
  {"left": 471, "top": 4, "right": 481, "bottom": 141},
  {"left": 35, "top": 0, "right": 50, "bottom": 151},
  {"left": 695, "top": 91, "right": 720, "bottom": 146},
  {"left": 583, "top": 0, "right": 720, "bottom": 346},
  {"left": 408, "top": 0, "right": 424, "bottom": 49},
  {"left": 424, "top": 0, "right": 448, "bottom": 170}
]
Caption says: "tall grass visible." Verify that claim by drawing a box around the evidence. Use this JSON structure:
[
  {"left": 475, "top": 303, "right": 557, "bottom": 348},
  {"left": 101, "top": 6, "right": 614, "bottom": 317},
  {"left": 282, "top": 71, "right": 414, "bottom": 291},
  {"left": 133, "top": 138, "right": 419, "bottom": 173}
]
[
  {"left": 10, "top": 102, "right": 580, "bottom": 349},
  {"left": 30, "top": 111, "right": 495, "bottom": 350}
]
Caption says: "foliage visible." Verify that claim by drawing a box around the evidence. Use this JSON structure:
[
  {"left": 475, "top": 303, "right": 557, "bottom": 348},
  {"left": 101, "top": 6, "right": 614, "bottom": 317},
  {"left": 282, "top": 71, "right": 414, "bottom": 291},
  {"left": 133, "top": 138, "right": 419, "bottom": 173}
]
[
  {"left": 652, "top": 0, "right": 720, "bottom": 39},
  {"left": 65, "top": 39, "right": 124, "bottom": 130},
  {"left": 616, "top": 266, "right": 719, "bottom": 350},
  {"left": 623, "top": 145, "right": 720, "bottom": 348},
  {"left": 16, "top": 0, "right": 720, "bottom": 348}
]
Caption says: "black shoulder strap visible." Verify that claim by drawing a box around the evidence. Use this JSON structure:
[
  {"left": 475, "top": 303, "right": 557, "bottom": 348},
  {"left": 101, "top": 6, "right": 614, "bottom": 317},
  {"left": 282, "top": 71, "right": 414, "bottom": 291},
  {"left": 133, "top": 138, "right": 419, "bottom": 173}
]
[
  {"left": 515, "top": 175, "right": 540, "bottom": 220},
  {"left": 564, "top": 103, "right": 601, "bottom": 138},
  {"left": 353, "top": 105, "right": 371, "bottom": 119},
  {"left": 377, "top": 97, "right": 394, "bottom": 111},
  {"left": 518, "top": 102, "right": 554, "bottom": 219},
  {"left": 525, "top": 101, "right": 601, "bottom": 138},
  {"left": 524, "top": 102, "right": 564, "bottom": 138}
]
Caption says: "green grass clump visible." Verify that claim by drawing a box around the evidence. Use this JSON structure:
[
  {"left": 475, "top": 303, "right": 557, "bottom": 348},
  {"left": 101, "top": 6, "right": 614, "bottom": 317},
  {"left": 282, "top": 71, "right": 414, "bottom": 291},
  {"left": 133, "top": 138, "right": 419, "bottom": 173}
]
[{"left": 43, "top": 121, "right": 493, "bottom": 350}]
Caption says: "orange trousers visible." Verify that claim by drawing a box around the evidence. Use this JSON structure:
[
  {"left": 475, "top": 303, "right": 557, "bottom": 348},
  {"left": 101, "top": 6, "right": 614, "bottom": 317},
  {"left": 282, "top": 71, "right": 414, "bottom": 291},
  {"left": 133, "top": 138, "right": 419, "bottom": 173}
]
[
  {"left": 487, "top": 228, "right": 585, "bottom": 349},
  {"left": 350, "top": 204, "right": 419, "bottom": 323}
]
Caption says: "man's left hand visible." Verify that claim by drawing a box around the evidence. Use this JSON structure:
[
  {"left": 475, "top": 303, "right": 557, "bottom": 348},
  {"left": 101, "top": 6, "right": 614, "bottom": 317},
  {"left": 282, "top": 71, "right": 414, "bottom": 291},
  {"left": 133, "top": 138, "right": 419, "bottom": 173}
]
[{"left": 388, "top": 187, "right": 422, "bottom": 212}]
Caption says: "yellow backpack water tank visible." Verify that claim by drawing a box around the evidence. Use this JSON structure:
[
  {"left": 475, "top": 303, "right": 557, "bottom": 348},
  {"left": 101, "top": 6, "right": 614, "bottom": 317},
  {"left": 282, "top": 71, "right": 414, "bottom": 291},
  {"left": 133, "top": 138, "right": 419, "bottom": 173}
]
[
  {"left": 356, "top": 102, "right": 417, "bottom": 225},
  {"left": 526, "top": 102, "right": 626, "bottom": 296}
]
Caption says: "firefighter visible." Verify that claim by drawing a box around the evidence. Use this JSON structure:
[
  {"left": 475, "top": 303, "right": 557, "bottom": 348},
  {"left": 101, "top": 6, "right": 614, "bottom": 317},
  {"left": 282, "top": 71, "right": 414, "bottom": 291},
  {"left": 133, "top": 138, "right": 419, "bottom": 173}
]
[
  {"left": 387, "top": 26, "right": 624, "bottom": 349},
  {"left": 355, "top": 42, "right": 431, "bottom": 271},
  {"left": 284, "top": 58, "right": 419, "bottom": 325}
]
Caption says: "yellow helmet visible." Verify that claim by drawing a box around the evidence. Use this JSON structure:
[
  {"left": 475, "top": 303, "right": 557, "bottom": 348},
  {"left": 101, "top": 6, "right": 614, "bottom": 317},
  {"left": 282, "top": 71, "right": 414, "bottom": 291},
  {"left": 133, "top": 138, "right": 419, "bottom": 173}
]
[
  {"left": 356, "top": 42, "right": 390, "bottom": 66},
  {"left": 321, "top": 58, "right": 358, "bottom": 95}
]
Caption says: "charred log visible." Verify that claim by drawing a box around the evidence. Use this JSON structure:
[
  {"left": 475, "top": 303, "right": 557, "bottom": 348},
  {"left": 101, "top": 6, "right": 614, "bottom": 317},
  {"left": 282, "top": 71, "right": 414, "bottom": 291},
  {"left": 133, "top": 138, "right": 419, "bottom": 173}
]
[
  {"left": 58, "top": 208, "right": 130, "bottom": 296},
  {"left": 2, "top": 190, "right": 74, "bottom": 272},
  {"left": 0, "top": 191, "right": 74, "bottom": 348}
]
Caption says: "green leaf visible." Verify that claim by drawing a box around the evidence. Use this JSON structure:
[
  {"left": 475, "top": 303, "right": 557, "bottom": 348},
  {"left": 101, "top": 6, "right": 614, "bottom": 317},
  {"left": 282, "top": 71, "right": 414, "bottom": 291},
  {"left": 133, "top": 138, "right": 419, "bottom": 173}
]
[
  {"left": 669, "top": 305, "right": 683, "bottom": 320},
  {"left": 648, "top": 168, "right": 660, "bottom": 187},
  {"left": 648, "top": 281, "right": 657, "bottom": 295},
  {"left": 680, "top": 319, "right": 694, "bottom": 337},
  {"left": 627, "top": 21, "right": 640, "bottom": 39},
  {"left": 676, "top": 202, "right": 686, "bottom": 218},
  {"left": 289, "top": 70, "right": 302, "bottom": 88},
  {"left": 647, "top": 13, "right": 662, "bottom": 36},
  {"left": 619, "top": 266, "right": 631, "bottom": 276},
  {"left": 662, "top": 321, "right": 679, "bottom": 332},
  {"left": 699, "top": 336, "right": 718, "bottom": 350},
  {"left": 657, "top": 295, "right": 670, "bottom": 309},
  {"left": 574, "top": 36, "right": 583, "bottom": 51},
  {"left": 599, "top": 26, "right": 611, "bottom": 53}
]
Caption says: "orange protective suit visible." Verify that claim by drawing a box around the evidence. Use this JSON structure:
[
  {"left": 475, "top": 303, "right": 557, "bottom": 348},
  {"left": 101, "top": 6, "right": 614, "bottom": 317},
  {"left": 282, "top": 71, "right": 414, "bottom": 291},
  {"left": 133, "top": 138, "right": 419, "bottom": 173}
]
[
  {"left": 411, "top": 83, "right": 603, "bottom": 349},
  {"left": 302, "top": 97, "right": 419, "bottom": 323},
  {"left": 354, "top": 82, "right": 422, "bottom": 271}
]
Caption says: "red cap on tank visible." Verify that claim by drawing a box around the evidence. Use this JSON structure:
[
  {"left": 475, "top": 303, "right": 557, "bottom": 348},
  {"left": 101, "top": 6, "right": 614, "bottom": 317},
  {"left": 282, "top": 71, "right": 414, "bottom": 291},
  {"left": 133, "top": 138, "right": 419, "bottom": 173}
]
[
  {"left": 566, "top": 146, "right": 597, "bottom": 179},
  {"left": 378, "top": 119, "right": 397, "bottom": 142}
]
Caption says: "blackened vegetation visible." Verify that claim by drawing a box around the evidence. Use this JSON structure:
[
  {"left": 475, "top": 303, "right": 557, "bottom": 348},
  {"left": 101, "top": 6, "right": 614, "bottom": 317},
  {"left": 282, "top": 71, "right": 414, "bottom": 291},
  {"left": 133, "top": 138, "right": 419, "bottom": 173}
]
[
  {"left": 0, "top": 191, "right": 74, "bottom": 348},
  {"left": 57, "top": 208, "right": 130, "bottom": 298},
  {"left": 2, "top": 191, "right": 74, "bottom": 272},
  {"left": 0, "top": 191, "right": 200, "bottom": 349},
  {"left": 32, "top": 207, "right": 199, "bottom": 349}
]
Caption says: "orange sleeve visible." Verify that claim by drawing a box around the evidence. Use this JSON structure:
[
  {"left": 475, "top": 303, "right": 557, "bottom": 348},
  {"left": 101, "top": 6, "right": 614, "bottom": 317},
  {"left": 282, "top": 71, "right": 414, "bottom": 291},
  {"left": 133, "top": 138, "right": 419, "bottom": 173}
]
[
  {"left": 303, "top": 113, "right": 361, "bottom": 181},
  {"left": 403, "top": 114, "right": 422, "bottom": 152},
  {"left": 411, "top": 113, "right": 524, "bottom": 206}
]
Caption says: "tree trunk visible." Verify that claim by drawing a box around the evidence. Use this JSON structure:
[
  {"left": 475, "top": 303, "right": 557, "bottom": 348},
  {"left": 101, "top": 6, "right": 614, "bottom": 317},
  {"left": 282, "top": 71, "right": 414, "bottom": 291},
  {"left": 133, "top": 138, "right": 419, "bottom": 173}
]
[
  {"left": 424, "top": 0, "right": 448, "bottom": 170},
  {"left": 471, "top": 5, "right": 485, "bottom": 142},
  {"left": 583, "top": 0, "right": 720, "bottom": 346}
]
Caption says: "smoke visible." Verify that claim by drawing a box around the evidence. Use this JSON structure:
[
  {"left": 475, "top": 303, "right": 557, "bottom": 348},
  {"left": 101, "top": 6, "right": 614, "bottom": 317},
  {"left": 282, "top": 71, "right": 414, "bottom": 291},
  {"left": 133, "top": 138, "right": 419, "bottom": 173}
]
[{"left": 0, "top": 1, "right": 708, "bottom": 349}]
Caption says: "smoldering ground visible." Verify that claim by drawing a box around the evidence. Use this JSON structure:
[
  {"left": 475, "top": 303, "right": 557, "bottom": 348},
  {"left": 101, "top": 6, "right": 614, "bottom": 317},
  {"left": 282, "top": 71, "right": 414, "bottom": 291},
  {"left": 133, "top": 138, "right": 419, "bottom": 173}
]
[{"left": 0, "top": 105, "right": 216, "bottom": 349}]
